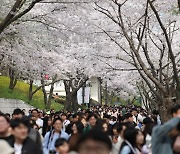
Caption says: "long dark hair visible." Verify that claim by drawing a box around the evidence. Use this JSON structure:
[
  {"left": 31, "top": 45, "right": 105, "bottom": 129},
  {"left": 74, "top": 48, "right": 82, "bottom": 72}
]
[
  {"left": 72, "top": 121, "right": 84, "bottom": 134},
  {"left": 95, "top": 119, "right": 110, "bottom": 134},
  {"left": 143, "top": 123, "right": 154, "bottom": 137},
  {"left": 124, "top": 127, "right": 138, "bottom": 147},
  {"left": 120, "top": 127, "right": 138, "bottom": 153},
  {"left": 42, "top": 116, "right": 52, "bottom": 137}
]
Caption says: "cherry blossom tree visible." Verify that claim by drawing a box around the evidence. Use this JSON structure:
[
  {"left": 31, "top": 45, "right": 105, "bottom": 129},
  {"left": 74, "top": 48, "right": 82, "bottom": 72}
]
[
  {"left": 3, "top": 0, "right": 179, "bottom": 115},
  {"left": 0, "top": 0, "right": 101, "bottom": 110},
  {"left": 95, "top": 0, "right": 180, "bottom": 120}
]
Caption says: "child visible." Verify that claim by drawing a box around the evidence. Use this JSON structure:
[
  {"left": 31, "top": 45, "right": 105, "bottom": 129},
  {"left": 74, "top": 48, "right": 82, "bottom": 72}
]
[{"left": 55, "top": 138, "right": 69, "bottom": 154}]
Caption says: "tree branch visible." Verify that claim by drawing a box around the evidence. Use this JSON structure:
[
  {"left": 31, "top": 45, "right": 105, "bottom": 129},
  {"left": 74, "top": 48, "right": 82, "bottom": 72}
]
[
  {"left": 0, "top": 0, "right": 42, "bottom": 34},
  {"left": 148, "top": 0, "right": 180, "bottom": 89}
]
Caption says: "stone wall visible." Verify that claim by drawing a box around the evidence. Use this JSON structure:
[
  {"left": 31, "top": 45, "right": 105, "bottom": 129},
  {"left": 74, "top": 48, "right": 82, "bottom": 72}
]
[{"left": 0, "top": 98, "right": 34, "bottom": 114}]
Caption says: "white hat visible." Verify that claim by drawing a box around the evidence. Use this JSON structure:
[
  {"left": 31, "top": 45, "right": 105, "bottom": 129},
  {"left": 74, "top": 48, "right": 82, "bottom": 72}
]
[{"left": 0, "top": 140, "right": 14, "bottom": 154}]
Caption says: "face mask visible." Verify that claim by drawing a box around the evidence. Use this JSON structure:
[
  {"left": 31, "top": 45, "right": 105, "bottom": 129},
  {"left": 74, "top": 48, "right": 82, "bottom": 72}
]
[{"left": 109, "top": 121, "right": 116, "bottom": 125}]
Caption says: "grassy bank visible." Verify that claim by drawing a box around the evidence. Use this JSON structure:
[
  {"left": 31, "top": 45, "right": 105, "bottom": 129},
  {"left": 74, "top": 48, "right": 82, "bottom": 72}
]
[{"left": 0, "top": 76, "right": 63, "bottom": 110}]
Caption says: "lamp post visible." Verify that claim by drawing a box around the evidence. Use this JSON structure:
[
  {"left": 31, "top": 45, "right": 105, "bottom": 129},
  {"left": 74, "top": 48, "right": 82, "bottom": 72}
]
[{"left": 82, "top": 83, "right": 86, "bottom": 104}]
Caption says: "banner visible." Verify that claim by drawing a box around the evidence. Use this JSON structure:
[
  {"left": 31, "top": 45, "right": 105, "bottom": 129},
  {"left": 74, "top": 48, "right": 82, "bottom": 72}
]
[{"left": 77, "top": 87, "right": 90, "bottom": 105}]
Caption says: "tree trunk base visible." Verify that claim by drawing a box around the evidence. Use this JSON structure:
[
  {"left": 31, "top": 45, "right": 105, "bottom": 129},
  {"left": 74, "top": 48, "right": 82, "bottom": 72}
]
[{"left": 159, "top": 97, "right": 174, "bottom": 122}]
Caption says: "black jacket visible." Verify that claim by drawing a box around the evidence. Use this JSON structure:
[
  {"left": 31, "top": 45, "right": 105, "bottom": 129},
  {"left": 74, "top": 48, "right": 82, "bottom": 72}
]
[
  {"left": 11, "top": 137, "right": 43, "bottom": 154},
  {"left": 0, "top": 135, "right": 14, "bottom": 146}
]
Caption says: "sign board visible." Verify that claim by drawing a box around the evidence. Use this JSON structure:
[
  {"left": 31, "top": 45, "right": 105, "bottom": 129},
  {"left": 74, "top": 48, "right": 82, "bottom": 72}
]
[{"left": 77, "top": 87, "right": 90, "bottom": 105}]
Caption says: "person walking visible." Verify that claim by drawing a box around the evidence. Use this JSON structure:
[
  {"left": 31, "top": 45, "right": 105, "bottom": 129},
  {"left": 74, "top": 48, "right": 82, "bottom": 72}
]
[
  {"left": 151, "top": 117, "right": 180, "bottom": 154},
  {"left": 10, "top": 118, "right": 42, "bottom": 154},
  {"left": 43, "top": 118, "right": 69, "bottom": 154}
]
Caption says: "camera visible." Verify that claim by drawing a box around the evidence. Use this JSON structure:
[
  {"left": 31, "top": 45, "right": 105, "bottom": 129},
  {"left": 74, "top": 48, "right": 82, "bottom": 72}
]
[{"left": 49, "top": 150, "right": 56, "bottom": 154}]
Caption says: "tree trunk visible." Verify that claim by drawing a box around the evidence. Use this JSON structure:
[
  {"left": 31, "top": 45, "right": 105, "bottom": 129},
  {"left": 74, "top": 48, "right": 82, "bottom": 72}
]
[
  {"left": 64, "top": 80, "right": 73, "bottom": 111},
  {"left": 0, "top": 54, "right": 4, "bottom": 66},
  {"left": 65, "top": 92, "right": 72, "bottom": 111},
  {"left": 159, "top": 96, "right": 174, "bottom": 122},
  {"left": 9, "top": 68, "right": 17, "bottom": 90},
  {"left": 104, "top": 81, "right": 108, "bottom": 105},
  {"left": 178, "top": 0, "right": 180, "bottom": 11},
  {"left": 41, "top": 79, "right": 48, "bottom": 106},
  {"left": 46, "top": 81, "right": 55, "bottom": 109},
  {"left": 28, "top": 80, "right": 33, "bottom": 101},
  {"left": 72, "top": 91, "right": 78, "bottom": 112},
  {"left": 63, "top": 78, "right": 88, "bottom": 111},
  {"left": 65, "top": 90, "right": 78, "bottom": 112},
  {"left": 176, "top": 84, "right": 180, "bottom": 104}
]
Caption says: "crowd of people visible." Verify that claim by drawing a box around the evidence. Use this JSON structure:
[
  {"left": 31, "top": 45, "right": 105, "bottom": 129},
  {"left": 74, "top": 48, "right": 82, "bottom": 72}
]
[{"left": 0, "top": 104, "right": 179, "bottom": 154}]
